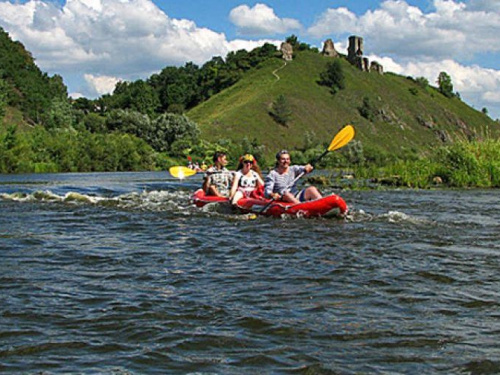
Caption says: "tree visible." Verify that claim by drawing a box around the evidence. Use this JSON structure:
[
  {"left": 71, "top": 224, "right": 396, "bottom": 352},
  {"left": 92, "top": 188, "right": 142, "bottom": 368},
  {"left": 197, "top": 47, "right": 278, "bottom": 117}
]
[
  {"left": 82, "top": 113, "right": 107, "bottom": 133},
  {"left": 270, "top": 94, "right": 292, "bottom": 127},
  {"left": 319, "top": 60, "right": 346, "bottom": 94},
  {"left": 437, "top": 71, "right": 454, "bottom": 98},
  {"left": 43, "top": 98, "right": 75, "bottom": 130},
  {"left": 285, "top": 35, "right": 299, "bottom": 49},
  {"left": 105, "top": 109, "right": 151, "bottom": 139},
  {"left": 0, "top": 78, "right": 8, "bottom": 120},
  {"left": 416, "top": 77, "right": 429, "bottom": 89},
  {"left": 149, "top": 113, "right": 199, "bottom": 153}
]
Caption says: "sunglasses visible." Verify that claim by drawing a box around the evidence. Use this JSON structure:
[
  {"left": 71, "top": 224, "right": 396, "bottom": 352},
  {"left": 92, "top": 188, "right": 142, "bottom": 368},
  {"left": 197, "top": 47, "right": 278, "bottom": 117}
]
[{"left": 243, "top": 160, "right": 253, "bottom": 164}]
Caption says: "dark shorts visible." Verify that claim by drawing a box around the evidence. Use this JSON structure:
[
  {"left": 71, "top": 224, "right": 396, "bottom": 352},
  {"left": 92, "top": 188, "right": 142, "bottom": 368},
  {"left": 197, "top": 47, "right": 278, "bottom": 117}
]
[{"left": 295, "top": 189, "right": 306, "bottom": 202}]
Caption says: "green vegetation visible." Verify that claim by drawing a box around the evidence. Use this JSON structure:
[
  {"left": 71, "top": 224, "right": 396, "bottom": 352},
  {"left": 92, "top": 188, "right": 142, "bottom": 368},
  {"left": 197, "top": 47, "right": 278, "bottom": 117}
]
[
  {"left": 0, "top": 78, "right": 8, "bottom": 120},
  {"left": 0, "top": 28, "right": 67, "bottom": 126},
  {"left": 319, "top": 59, "right": 345, "bottom": 94},
  {"left": 270, "top": 94, "right": 292, "bottom": 126},
  {"left": 437, "top": 71, "right": 455, "bottom": 98},
  {"left": 188, "top": 50, "right": 499, "bottom": 160},
  {"left": 348, "top": 139, "right": 500, "bottom": 189},
  {"left": 0, "top": 125, "right": 155, "bottom": 173},
  {"left": 2, "top": 28, "right": 500, "bottom": 190}
]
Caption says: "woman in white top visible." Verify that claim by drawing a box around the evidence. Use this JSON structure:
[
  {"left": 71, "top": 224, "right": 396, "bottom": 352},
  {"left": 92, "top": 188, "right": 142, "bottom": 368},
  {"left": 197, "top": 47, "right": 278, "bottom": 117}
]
[{"left": 229, "top": 154, "right": 265, "bottom": 205}]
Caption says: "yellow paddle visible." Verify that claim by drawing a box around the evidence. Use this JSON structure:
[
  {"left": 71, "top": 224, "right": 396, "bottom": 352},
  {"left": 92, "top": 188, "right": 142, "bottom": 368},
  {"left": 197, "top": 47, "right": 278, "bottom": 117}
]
[
  {"left": 310, "top": 124, "right": 355, "bottom": 166},
  {"left": 169, "top": 166, "right": 198, "bottom": 179},
  {"left": 290, "top": 124, "right": 355, "bottom": 183}
]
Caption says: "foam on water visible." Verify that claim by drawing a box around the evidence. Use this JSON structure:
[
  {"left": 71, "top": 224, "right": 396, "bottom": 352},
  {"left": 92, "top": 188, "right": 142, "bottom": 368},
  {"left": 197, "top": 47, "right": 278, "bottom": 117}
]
[
  {"left": 0, "top": 189, "right": 193, "bottom": 212},
  {"left": 345, "top": 208, "right": 434, "bottom": 225}
]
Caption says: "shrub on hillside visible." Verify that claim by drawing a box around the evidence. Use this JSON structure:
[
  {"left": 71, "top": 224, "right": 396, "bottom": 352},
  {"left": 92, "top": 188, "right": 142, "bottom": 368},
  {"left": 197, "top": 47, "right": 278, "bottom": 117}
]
[
  {"left": 270, "top": 94, "right": 292, "bottom": 127},
  {"left": 358, "top": 97, "right": 377, "bottom": 122},
  {"left": 319, "top": 60, "right": 345, "bottom": 94}
]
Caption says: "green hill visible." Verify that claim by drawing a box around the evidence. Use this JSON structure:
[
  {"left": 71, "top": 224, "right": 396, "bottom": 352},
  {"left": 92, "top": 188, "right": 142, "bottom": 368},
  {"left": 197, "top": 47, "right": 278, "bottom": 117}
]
[
  {"left": 188, "top": 50, "right": 499, "bottom": 158},
  {"left": 0, "top": 27, "right": 68, "bottom": 128}
]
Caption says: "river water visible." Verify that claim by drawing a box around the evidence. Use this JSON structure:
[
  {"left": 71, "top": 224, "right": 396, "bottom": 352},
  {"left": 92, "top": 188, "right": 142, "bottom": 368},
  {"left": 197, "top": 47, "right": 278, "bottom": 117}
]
[{"left": 1, "top": 171, "right": 500, "bottom": 374}]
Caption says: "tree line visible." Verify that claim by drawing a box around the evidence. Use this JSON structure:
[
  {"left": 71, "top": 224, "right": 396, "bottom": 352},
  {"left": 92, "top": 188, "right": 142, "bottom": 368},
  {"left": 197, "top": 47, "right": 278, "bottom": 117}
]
[{"left": 1, "top": 29, "right": 325, "bottom": 173}]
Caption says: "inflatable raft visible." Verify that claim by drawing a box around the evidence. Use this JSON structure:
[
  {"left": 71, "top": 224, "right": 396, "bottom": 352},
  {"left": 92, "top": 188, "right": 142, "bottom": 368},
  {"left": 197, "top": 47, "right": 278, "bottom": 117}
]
[
  {"left": 191, "top": 189, "right": 229, "bottom": 207},
  {"left": 191, "top": 189, "right": 348, "bottom": 218}
]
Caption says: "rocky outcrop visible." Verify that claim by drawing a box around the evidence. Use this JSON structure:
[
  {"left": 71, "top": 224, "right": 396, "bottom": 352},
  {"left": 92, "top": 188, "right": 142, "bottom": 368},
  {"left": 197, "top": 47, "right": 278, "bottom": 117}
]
[
  {"left": 281, "top": 42, "right": 293, "bottom": 61},
  {"left": 322, "top": 39, "right": 339, "bottom": 58}
]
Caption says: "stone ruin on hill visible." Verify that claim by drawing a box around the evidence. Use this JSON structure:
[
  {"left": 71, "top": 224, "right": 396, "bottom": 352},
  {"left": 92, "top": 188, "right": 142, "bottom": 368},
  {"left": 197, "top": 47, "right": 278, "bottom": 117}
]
[
  {"left": 280, "top": 42, "right": 293, "bottom": 61},
  {"left": 322, "top": 35, "right": 383, "bottom": 75},
  {"left": 281, "top": 35, "right": 383, "bottom": 74},
  {"left": 321, "top": 39, "right": 339, "bottom": 58},
  {"left": 347, "top": 35, "right": 383, "bottom": 74}
]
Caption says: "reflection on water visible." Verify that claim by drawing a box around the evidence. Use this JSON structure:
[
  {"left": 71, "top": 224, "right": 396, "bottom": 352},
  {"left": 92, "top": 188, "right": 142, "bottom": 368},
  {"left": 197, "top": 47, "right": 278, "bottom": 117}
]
[{"left": 1, "top": 172, "right": 500, "bottom": 374}]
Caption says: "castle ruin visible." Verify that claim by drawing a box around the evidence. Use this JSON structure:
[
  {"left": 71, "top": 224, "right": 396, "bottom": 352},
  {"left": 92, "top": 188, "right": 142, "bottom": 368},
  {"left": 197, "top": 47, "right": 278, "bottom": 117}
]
[
  {"left": 323, "top": 35, "right": 383, "bottom": 75},
  {"left": 280, "top": 42, "right": 293, "bottom": 61},
  {"left": 280, "top": 35, "right": 383, "bottom": 74},
  {"left": 321, "top": 39, "right": 339, "bottom": 58}
]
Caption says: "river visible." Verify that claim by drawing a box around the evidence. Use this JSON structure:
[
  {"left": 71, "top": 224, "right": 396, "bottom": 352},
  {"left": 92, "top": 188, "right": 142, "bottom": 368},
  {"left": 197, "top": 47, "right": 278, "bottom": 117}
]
[{"left": 1, "top": 171, "right": 499, "bottom": 374}]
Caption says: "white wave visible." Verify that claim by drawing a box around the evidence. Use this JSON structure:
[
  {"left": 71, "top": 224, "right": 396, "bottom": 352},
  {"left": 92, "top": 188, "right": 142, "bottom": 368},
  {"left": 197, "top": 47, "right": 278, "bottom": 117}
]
[
  {"left": 1, "top": 189, "right": 193, "bottom": 212},
  {"left": 345, "top": 209, "right": 433, "bottom": 225}
]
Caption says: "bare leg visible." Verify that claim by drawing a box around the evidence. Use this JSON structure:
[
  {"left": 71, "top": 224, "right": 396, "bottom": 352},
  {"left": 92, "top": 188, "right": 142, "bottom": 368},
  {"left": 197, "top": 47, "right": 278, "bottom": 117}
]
[
  {"left": 231, "top": 190, "right": 243, "bottom": 205},
  {"left": 304, "top": 186, "right": 322, "bottom": 201},
  {"left": 208, "top": 186, "right": 224, "bottom": 197},
  {"left": 281, "top": 191, "right": 300, "bottom": 204}
]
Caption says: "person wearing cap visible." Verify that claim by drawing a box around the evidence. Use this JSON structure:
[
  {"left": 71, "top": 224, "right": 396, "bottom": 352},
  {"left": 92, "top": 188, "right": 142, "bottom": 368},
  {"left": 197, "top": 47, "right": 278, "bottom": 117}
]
[
  {"left": 264, "top": 150, "right": 322, "bottom": 203},
  {"left": 203, "top": 151, "right": 234, "bottom": 197},
  {"left": 229, "top": 154, "right": 265, "bottom": 205}
]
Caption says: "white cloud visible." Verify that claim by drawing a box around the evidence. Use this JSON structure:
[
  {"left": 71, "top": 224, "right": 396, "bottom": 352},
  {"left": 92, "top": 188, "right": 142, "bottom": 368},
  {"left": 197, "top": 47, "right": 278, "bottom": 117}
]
[
  {"left": 307, "top": 0, "right": 500, "bottom": 60},
  {"left": 308, "top": 7, "right": 357, "bottom": 37},
  {"left": 229, "top": 3, "right": 301, "bottom": 36},
  {"left": 84, "top": 74, "right": 121, "bottom": 96},
  {"left": 227, "top": 38, "right": 281, "bottom": 52},
  {"left": 0, "top": 0, "right": 236, "bottom": 96},
  {"left": 467, "top": 0, "right": 500, "bottom": 12},
  {"left": 483, "top": 91, "right": 500, "bottom": 104}
]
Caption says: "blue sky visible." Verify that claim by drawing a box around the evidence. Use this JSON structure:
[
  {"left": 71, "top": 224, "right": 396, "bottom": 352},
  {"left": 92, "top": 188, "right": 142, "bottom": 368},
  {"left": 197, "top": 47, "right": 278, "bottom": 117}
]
[{"left": 1, "top": 0, "right": 500, "bottom": 118}]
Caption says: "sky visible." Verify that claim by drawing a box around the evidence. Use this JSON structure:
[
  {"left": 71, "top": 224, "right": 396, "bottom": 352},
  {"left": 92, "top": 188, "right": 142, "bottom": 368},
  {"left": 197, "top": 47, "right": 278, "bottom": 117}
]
[{"left": 1, "top": 0, "right": 500, "bottom": 119}]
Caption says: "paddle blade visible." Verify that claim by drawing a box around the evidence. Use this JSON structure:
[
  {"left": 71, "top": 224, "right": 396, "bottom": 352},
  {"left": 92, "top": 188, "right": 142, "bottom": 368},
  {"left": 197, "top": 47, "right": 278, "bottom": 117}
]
[
  {"left": 169, "top": 166, "right": 197, "bottom": 179},
  {"left": 328, "top": 124, "right": 355, "bottom": 151}
]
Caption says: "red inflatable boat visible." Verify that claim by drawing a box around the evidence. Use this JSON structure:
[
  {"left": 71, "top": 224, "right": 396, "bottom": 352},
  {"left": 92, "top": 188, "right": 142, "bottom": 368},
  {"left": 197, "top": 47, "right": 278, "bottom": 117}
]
[{"left": 191, "top": 189, "right": 348, "bottom": 218}]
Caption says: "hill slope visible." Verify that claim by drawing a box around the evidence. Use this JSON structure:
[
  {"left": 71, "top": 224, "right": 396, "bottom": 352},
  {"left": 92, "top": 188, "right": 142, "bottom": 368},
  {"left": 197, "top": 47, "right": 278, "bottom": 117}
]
[
  {"left": 188, "top": 50, "right": 499, "bottom": 157},
  {"left": 0, "top": 27, "right": 68, "bottom": 128}
]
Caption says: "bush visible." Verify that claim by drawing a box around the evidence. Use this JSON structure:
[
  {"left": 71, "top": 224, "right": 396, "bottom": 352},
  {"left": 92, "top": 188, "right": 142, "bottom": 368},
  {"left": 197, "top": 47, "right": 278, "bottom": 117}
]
[
  {"left": 149, "top": 113, "right": 200, "bottom": 153},
  {"left": 358, "top": 97, "right": 377, "bottom": 122},
  {"left": 270, "top": 94, "right": 292, "bottom": 127},
  {"left": 319, "top": 60, "right": 345, "bottom": 94},
  {"left": 105, "top": 109, "right": 151, "bottom": 138}
]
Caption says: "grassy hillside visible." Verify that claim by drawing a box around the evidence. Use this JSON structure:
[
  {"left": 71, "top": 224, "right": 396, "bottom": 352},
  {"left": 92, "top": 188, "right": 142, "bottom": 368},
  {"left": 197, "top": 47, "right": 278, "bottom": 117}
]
[{"left": 188, "top": 50, "right": 499, "bottom": 158}]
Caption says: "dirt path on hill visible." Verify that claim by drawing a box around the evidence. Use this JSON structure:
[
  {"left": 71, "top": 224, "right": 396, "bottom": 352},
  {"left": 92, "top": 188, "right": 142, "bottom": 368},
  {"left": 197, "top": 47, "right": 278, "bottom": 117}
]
[{"left": 272, "top": 61, "right": 287, "bottom": 81}]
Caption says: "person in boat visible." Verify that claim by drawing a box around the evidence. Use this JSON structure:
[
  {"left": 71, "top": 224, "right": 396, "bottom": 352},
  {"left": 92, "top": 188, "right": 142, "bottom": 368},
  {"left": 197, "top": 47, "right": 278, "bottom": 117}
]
[
  {"left": 229, "top": 154, "right": 265, "bottom": 205},
  {"left": 202, "top": 151, "right": 234, "bottom": 197},
  {"left": 264, "top": 149, "right": 322, "bottom": 203}
]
